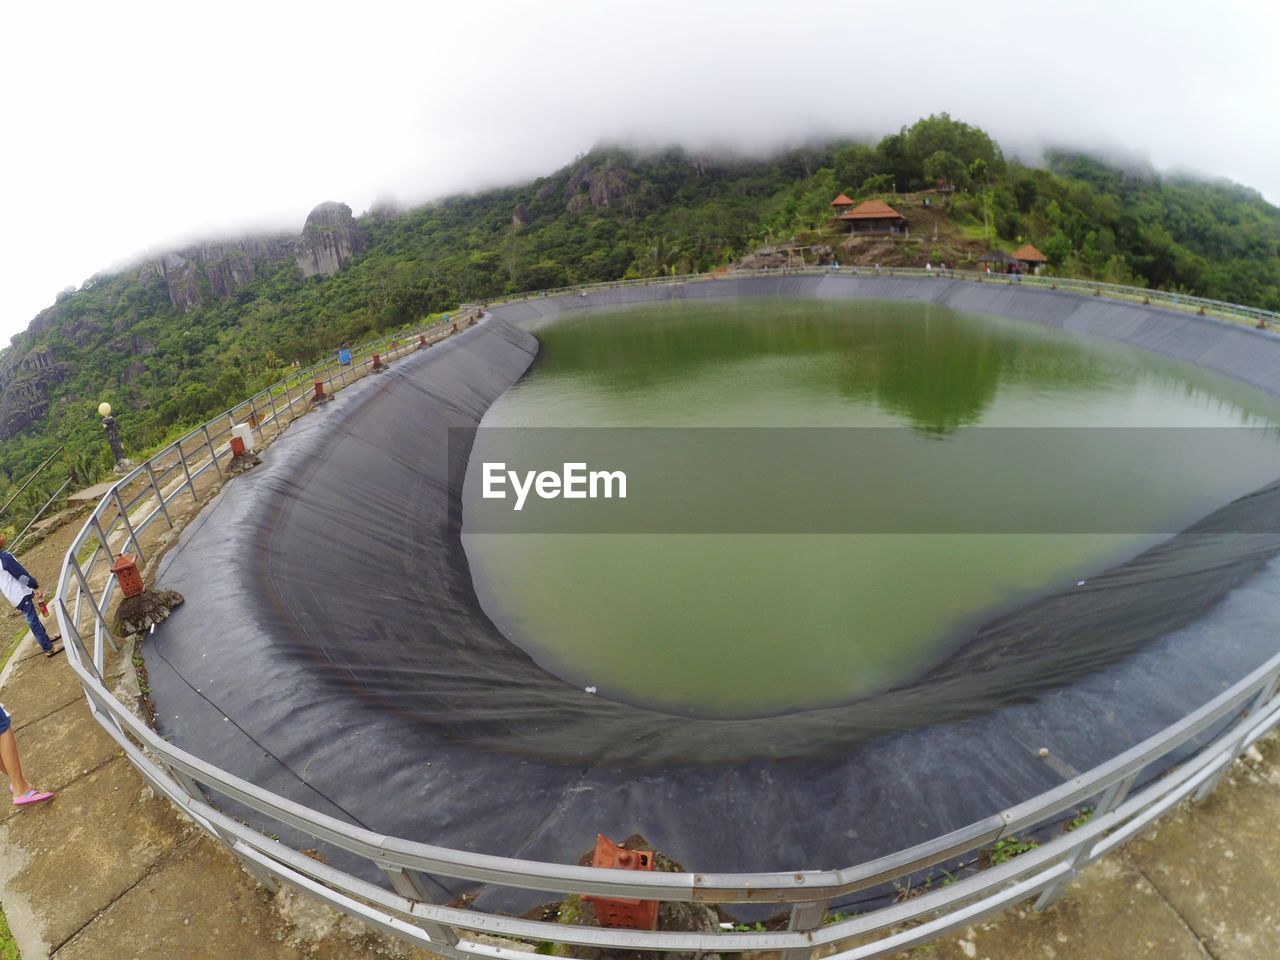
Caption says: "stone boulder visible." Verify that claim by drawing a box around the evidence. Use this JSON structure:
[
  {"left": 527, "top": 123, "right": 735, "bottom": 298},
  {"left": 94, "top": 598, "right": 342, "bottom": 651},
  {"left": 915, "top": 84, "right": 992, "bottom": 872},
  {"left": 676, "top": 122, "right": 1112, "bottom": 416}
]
[
  {"left": 228, "top": 450, "right": 263, "bottom": 475},
  {"left": 113, "top": 588, "right": 185, "bottom": 638},
  {"left": 295, "top": 201, "right": 366, "bottom": 278},
  {"left": 563, "top": 159, "right": 636, "bottom": 212}
]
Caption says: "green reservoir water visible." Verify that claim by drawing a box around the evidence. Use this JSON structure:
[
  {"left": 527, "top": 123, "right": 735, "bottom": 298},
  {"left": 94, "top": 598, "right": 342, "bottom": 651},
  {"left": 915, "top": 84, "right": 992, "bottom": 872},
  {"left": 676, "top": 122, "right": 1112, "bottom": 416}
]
[{"left": 463, "top": 300, "right": 1280, "bottom": 718}]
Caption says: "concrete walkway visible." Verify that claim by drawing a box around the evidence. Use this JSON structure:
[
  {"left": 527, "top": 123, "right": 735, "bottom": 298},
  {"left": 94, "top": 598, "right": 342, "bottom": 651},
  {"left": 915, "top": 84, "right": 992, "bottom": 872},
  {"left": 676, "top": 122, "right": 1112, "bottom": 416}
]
[
  {"left": 0, "top": 630, "right": 435, "bottom": 959},
  {"left": 912, "top": 730, "right": 1280, "bottom": 959}
]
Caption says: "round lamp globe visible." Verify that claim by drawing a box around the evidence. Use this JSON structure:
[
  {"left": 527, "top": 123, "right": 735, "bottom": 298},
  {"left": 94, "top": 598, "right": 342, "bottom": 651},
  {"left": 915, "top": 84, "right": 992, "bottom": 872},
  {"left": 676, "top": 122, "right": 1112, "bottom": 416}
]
[{"left": 98, "top": 402, "right": 112, "bottom": 418}]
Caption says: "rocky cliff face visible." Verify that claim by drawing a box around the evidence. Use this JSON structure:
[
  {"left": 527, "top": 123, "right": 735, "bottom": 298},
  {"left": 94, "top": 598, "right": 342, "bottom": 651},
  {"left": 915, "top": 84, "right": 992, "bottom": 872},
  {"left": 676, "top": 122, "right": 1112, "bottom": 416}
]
[
  {"left": 562, "top": 159, "right": 636, "bottom": 214},
  {"left": 0, "top": 199, "right": 363, "bottom": 443},
  {"left": 141, "top": 237, "right": 293, "bottom": 311},
  {"left": 295, "top": 201, "right": 366, "bottom": 278},
  {"left": 0, "top": 344, "right": 68, "bottom": 438}
]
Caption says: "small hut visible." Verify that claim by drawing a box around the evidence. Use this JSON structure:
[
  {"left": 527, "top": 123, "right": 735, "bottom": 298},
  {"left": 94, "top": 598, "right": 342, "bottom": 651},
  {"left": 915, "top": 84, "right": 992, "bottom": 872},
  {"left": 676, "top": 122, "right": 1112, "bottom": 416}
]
[
  {"left": 1012, "top": 244, "right": 1049, "bottom": 275},
  {"left": 979, "top": 250, "right": 1017, "bottom": 273},
  {"left": 830, "top": 193, "right": 856, "bottom": 214},
  {"left": 837, "top": 200, "right": 908, "bottom": 235}
]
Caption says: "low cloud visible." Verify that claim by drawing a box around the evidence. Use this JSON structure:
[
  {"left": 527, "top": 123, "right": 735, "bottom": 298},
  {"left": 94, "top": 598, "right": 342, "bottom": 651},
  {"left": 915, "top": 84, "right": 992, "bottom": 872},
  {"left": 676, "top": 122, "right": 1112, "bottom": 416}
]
[{"left": 3, "top": 0, "right": 1276, "bottom": 340}]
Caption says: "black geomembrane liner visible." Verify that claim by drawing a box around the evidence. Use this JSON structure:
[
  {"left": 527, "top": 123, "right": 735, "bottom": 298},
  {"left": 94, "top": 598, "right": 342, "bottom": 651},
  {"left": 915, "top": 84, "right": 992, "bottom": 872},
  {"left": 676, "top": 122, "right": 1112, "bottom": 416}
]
[{"left": 149, "top": 278, "right": 1280, "bottom": 909}]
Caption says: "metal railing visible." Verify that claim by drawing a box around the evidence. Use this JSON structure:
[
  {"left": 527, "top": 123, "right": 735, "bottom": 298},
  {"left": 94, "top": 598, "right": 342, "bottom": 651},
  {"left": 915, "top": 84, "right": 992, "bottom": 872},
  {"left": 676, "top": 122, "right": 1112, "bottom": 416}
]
[
  {"left": 53, "top": 274, "right": 1280, "bottom": 958},
  {"left": 55, "top": 310, "right": 473, "bottom": 672},
  {"left": 2, "top": 444, "right": 69, "bottom": 551},
  {"left": 480, "top": 264, "right": 1279, "bottom": 331}
]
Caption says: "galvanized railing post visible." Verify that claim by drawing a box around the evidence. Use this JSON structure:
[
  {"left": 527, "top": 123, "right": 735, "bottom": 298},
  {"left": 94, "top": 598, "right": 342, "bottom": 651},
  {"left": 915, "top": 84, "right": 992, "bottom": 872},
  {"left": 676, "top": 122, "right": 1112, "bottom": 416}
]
[
  {"left": 379, "top": 864, "right": 436, "bottom": 904},
  {"left": 91, "top": 513, "right": 115, "bottom": 561},
  {"left": 164, "top": 763, "right": 206, "bottom": 805},
  {"left": 68, "top": 558, "right": 113, "bottom": 652},
  {"left": 1193, "top": 673, "right": 1280, "bottom": 802},
  {"left": 266, "top": 387, "right": 280, "bottom": 434},
  {"left": 782, "top": 898, "right": 828, "bottom": 960},
  {"left": 177, "top": 439, "right": 198, "bottom": 502},
  {"left": 59, "top": 598, "right": 101, "bottom": 683},
  {"left": 143, "top": 461, "right": 172, "bottom": 529},
  {"left": 211, "top": 826, "right": 281, "bottom": 893},
  {"left": 201, "top": 424, "right": 223, "bottom": 478},
  {"left": 110, "top": 487, "right": 144, "bottom": 563},
  {"left": 377, "top": 864, "right": 460, "bottom": 946},
  {"left": 92, "top": 579, "right": 120, "bottom": 662},
  {"left": 1035, "top": 772, "right": 1137, "bottom": 911}
]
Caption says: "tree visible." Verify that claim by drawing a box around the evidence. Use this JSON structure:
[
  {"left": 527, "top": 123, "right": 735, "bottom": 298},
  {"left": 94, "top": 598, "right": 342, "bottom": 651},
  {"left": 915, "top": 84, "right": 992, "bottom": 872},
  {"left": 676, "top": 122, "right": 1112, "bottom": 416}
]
[
  {"left": 1042, "top": 232, "right": 1073, "bottom": 267},
  {"left": 970, "top": 159, "right": 991, "bottom": 243},
  {"left": 833, "top": 145, "right": 882, "bottom": 196},
  {"left": 859, "top": 173, "right": 895, "bottom": 196},
  {"left": 874, "top": 132, "right": 908, "bottom": 189},
  {"left": 902, "top": 113, "right": 1003, "bottom": 188},
  {"left": 213, "top": 368, "right": 245, "bottom": 409},
  {"left": 923, "top": 150, "right": 968, "bottom": 191}
]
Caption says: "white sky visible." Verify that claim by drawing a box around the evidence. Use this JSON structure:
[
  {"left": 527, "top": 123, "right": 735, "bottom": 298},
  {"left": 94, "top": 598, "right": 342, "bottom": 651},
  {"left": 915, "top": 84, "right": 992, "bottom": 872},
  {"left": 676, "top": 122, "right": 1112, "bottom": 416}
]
[{"left": 2, "top": 0, "right": 1277, "bottom": 343}]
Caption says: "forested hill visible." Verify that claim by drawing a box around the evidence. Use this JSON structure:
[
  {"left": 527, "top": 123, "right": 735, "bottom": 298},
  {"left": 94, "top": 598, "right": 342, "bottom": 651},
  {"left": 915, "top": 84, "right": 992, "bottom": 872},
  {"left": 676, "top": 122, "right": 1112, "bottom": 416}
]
[{"left": 2, "top": 114, "right": 1279, "bottom": 505}]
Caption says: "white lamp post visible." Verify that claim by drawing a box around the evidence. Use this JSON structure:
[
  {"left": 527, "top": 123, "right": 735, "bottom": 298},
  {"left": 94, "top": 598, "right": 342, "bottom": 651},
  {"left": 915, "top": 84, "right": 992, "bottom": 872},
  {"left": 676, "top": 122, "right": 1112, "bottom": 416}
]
[{"left": 99, "top": 402, "right": 126, "bottom": 468}]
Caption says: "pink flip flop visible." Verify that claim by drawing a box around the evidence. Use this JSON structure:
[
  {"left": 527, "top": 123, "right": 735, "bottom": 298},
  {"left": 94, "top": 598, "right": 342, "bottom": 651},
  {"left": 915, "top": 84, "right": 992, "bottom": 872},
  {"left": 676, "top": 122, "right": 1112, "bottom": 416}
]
[{"left": 13, "top": 788, "right": 54, "bottom": 807}]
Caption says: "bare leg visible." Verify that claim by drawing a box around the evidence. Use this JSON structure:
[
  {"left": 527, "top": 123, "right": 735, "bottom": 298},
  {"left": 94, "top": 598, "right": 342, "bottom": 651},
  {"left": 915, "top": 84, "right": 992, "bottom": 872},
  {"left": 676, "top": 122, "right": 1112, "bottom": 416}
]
[{"left": 0, "top": 729, "right": 33, "bottom": 796}]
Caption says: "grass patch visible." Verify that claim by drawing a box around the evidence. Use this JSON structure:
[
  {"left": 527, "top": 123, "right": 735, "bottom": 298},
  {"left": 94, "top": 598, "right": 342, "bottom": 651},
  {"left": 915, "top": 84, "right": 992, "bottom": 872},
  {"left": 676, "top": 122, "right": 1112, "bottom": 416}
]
[
  {"left": 2, "top": 623, "right": 30, "bottom": 674},
  {"left": 0, "top": 904, "right": 20, "bottom": 960},
  {"left": 984, "top": 836, "right": 1038, "bottom": 866},
  {"left": 1065, "top": 807, "right": 1094, "bottom": 832},
  {"left": 957, "top": 222, "right": 993, "bottom": 242}
]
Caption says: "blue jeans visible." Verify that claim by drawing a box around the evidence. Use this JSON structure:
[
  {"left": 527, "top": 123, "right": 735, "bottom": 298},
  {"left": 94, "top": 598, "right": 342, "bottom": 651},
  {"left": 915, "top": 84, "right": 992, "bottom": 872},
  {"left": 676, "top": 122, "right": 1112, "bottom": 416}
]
[{"left": 18, "top": 598, "right": 53, "bottom": 653}]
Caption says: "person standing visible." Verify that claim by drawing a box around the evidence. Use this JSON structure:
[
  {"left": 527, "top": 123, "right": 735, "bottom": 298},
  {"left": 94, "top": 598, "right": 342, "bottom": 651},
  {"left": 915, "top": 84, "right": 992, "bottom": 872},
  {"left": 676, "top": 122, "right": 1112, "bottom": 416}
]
[
  {"left": 0, "top": 534, "right": 62, "bottom": 658},
  {"left": 0, "top": 703, "right": 53, "bottom": 806}
]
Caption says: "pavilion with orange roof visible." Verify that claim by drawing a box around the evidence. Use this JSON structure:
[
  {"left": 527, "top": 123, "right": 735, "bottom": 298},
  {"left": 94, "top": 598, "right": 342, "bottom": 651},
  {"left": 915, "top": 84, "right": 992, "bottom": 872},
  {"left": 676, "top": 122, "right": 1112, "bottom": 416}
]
[
  {"left": 1012, "top": 243, "right": 1049, "bottom": 274},
  {"left": 833, "top": 198, "right": 908, "bottom": 235}
]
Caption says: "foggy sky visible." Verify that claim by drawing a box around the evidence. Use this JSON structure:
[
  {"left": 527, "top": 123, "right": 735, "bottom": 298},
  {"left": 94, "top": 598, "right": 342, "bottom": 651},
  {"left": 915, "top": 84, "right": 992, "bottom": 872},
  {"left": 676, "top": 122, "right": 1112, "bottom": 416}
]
[{"left": 3, "top": 0, "right": 1277, "bottom": 343}]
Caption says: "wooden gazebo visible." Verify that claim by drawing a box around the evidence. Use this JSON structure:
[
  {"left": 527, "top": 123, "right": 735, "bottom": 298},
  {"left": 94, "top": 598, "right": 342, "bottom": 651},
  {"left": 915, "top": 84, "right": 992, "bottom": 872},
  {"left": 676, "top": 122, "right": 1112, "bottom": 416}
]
[
  {"left": 837, "top": 200, "right": 908, "bottom": 235},
  {"left": 830, "top": 194, "right": 856, "bottom": 214},
  {"left": 979, "top": 250, "right": 1017, "bottom": 271},
  {"left": 1012, "top": 244, "right": 1048, "bottom": 273}
]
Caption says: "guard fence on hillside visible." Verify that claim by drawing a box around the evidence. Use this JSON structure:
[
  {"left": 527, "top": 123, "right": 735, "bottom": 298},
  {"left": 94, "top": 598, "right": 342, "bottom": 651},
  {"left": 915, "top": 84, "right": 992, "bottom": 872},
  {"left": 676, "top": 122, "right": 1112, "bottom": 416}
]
[
  {"left": 491, "top": 265, "right": 1279, "bottom": 330},
  {"left": 53, "top": 272, "right": 1280, "bottom": 959}
]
